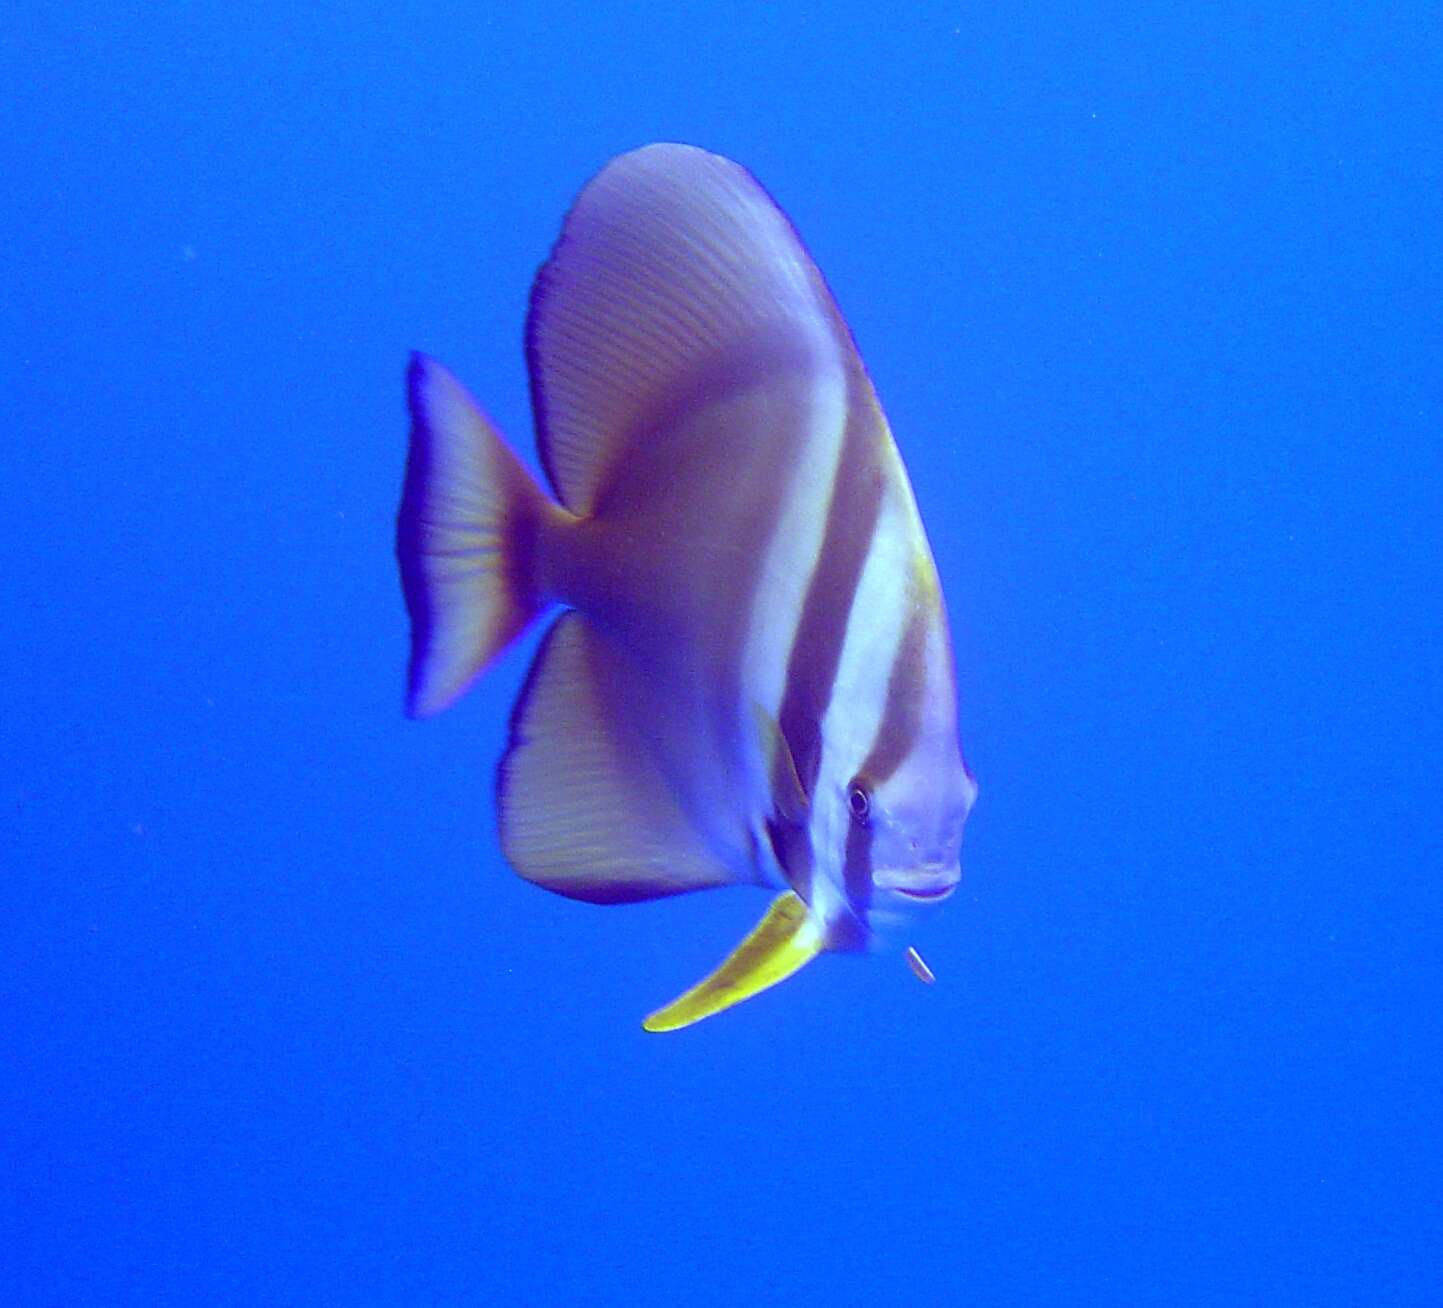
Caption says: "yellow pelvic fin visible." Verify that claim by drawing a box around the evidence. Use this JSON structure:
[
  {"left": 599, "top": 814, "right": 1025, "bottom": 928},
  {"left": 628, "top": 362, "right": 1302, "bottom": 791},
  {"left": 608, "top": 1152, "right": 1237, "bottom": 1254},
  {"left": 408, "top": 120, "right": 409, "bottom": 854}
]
[{"left": 642, "top": 891, "right": 825, "bottom": 1032}]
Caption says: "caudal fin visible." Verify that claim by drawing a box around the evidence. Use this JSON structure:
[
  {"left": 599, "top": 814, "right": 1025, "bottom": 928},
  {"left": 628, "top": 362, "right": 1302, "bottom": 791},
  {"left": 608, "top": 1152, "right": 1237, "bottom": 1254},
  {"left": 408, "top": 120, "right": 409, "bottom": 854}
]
[{"left": 397, "top": 353, "right": 556, "bottom": 718}]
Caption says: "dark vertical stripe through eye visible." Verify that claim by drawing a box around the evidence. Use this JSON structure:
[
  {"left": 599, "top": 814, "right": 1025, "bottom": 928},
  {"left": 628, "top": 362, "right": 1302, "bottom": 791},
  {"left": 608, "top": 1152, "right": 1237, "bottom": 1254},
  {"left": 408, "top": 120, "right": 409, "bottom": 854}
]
[{"left": 838, "top": 816, "right": 874, "bottom": 951}]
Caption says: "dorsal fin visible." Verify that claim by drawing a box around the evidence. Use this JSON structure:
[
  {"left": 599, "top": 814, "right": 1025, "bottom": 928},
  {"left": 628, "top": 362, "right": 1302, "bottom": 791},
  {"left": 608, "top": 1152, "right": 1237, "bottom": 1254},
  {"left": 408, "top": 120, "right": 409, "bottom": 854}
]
[{"left": 524, "top": 143, "right": 854, "bottom": 515}]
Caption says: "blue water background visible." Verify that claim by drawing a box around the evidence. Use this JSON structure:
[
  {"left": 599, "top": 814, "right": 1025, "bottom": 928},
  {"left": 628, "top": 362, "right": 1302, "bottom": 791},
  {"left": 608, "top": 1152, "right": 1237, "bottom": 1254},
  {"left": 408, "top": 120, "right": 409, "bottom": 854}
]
[{"left": 4, "top": 5, "right": 1439, "bottom": 1303}]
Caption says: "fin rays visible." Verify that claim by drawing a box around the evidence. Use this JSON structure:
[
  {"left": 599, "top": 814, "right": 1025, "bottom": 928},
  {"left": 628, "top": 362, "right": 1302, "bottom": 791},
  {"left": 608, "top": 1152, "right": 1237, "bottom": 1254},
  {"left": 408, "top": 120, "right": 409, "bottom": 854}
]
[
  {"left": 397, "top": 354, "right": 560, "bottom": 717},
  {"left": 526, "top": 143, "right": 851, "bottom": 515},
  {"left": 498, "top": 613, "right": 743, "bottom": 904}
]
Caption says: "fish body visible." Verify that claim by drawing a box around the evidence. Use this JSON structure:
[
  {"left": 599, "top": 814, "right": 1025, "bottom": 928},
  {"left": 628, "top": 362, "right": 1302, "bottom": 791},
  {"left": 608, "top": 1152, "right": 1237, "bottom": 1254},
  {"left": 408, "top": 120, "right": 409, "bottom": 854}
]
[{"left": 398, "top": 144, "right": 977, "bottom": 1030}]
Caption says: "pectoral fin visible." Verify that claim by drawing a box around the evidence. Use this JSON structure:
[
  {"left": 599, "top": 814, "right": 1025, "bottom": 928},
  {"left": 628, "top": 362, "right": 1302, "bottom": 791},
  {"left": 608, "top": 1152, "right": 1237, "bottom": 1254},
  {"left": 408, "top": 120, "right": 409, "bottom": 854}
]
[
  {"left": 751, "top": 703, "right": 809, "bottom": 824},
  {"left": 642, "top": 891, "right": 825, "bottom": 1032}
]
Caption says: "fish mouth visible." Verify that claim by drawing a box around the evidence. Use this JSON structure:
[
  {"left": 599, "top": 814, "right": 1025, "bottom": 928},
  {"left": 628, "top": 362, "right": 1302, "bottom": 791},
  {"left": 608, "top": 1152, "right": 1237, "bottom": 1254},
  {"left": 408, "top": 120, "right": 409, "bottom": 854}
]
[
  {"left": 892, "top": 883, "right": 958, "bottom": 903},
  {"left": 874, "top": 865, "right": 960, "bottom": 903}
]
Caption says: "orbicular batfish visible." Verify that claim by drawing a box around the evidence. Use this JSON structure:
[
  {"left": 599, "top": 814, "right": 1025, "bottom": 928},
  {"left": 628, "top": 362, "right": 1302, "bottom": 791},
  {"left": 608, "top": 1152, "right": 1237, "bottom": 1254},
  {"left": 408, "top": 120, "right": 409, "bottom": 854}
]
[{"left": 398, "top": 143, "right": 978, "bottom": 1031}]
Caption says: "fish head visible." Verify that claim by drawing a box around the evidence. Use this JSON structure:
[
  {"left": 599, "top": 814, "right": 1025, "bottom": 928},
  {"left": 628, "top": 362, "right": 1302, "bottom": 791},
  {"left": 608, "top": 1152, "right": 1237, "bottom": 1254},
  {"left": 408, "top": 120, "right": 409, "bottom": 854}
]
[
  {"left": 856, "top": 733, "right": 978, "bottom": 937},
  {"left": 809, "top": 616, "right": 978, "bottom": 948}
]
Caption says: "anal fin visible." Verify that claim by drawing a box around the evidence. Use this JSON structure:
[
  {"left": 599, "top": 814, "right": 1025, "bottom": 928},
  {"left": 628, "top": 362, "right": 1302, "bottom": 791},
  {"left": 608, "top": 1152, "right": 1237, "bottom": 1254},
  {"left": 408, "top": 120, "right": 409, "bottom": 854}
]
[
  {"left": 642, "top": 891, "right": 824, "bottom": 1032},
  {"left": 499, "top": 612, "right": 742, "bottom": 903}
]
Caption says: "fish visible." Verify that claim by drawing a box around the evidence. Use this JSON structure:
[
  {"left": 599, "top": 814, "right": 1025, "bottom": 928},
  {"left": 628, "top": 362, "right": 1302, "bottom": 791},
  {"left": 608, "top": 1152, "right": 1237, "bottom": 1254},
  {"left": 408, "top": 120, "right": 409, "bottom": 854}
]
[{"left": 397, "top": 143, "right": 978, "bottom": 1031}]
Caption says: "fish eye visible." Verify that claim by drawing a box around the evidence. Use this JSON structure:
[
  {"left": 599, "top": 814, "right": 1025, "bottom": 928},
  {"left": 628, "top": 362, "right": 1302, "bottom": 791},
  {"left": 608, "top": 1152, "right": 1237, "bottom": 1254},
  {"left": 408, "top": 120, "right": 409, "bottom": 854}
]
[{"left": 846, "top": 781, "right": 872, "bottom": 823}]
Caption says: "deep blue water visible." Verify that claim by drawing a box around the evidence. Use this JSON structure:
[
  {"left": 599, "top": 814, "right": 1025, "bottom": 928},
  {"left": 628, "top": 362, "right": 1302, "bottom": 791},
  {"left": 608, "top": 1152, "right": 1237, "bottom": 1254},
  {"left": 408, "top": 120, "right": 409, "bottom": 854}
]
[{"left": 4, "top": 5, "right": 1440, "bottom": 1304}]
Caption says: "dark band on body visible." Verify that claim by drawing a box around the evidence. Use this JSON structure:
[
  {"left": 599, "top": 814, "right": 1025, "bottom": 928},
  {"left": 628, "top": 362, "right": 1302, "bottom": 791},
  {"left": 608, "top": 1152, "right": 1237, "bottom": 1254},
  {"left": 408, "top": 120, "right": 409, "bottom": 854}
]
[
  {"left": 857, "top": 606, "right": 928, "bottom": 784},
  {"left": 776, "top": 369, "right": 886, "bottom": 795}
]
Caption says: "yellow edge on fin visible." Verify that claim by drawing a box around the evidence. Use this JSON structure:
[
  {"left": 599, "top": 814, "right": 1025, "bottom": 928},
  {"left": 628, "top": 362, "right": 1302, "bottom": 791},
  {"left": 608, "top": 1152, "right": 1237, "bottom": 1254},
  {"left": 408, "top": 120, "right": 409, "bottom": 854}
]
[
  {"left": 642, "top": 891, "right": 825, "bottom": 1032},
  {"left": 750, "top": 703, "right": 809, "bottom": 822}
]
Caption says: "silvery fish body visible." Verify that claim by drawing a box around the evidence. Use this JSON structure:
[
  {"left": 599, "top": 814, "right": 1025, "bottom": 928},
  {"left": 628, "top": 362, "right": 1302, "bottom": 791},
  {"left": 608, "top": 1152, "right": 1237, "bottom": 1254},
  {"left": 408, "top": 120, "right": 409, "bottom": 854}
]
[{"left": 398, "top": 144, "right": 977, "bottom": 1030}]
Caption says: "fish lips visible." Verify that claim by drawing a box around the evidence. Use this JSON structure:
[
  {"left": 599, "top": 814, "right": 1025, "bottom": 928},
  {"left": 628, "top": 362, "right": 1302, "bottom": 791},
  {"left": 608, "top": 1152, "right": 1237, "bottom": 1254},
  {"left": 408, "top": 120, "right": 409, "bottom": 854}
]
[{"left": 873, "top": 865, "right": 960, "bottom": 904}]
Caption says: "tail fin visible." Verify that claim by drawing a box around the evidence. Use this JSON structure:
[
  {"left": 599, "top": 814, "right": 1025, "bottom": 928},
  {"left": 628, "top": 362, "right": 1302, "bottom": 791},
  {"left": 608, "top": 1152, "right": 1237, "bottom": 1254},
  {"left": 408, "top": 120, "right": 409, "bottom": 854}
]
[{"left": 397, "top": 352, "right": 555, "bottom": 718}]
